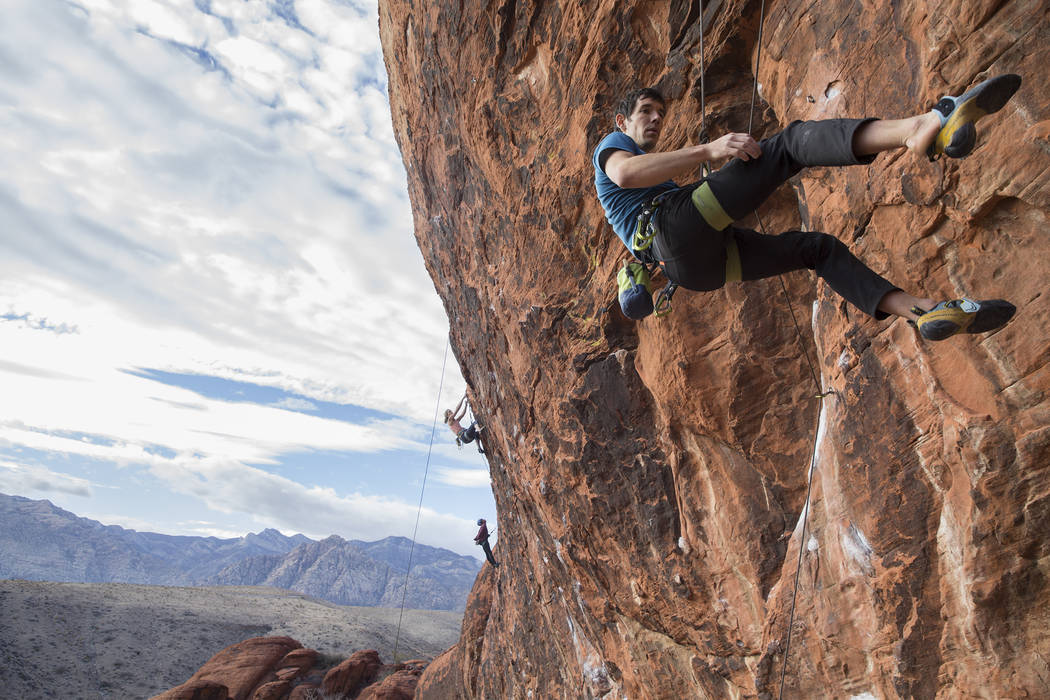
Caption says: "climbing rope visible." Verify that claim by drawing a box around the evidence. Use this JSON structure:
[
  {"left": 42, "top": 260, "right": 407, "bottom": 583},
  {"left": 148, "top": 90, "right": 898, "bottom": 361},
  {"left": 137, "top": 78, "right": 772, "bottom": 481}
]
[
  {"left": 778, "top": 407, "right": 821, "bottom": 700},
  {"left": 693, "top": 0, "right": 828, "bottom": 692},
  {"left": 735, "top": 0, "right": 829, "bottom": 696},
  {"left": 392, "top": 338, "right": 450, "bottom": 663},
  {"left": 698, "top": 0, "right": 707, "bottom": 141},
  {"left": 697, "top": 0, "right": 713, "bottom": 177},
  {"left": 745, "top": 0, "right": 767, "bottom": 137}
]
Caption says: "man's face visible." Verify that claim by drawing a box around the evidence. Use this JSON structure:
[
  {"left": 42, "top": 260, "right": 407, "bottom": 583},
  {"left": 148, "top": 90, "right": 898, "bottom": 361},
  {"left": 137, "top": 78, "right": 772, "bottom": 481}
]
[{"left": 619, "top": 96, "right": 666, "bottom": 150}]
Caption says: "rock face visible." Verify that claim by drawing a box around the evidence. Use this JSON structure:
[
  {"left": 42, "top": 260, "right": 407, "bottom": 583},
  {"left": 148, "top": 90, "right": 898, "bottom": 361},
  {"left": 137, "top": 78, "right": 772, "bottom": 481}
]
[
  {"left": 152, "top": 639, "right": 421, "bottom": 700},
  {"left": 358, "top": 660, "right": 427, "bottom": 700},
  {"left": 152, "top": 637, "right": 303, "bottom": 700},
  {"left": 379, "top": 0, "right": 1050, "bottom": 697},
  {"left": 320, "top": 649, "right": 382, "bottom": 697}
]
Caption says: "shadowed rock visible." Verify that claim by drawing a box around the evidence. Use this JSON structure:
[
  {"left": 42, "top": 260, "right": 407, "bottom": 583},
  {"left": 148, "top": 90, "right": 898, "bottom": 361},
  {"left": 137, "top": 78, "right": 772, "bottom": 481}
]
[
  {"left": 152, "top": 637, "right": 302, "bottom": 700},
  {"left": 359, "top": 660, "right": 428, "bottom": 700},
  {"left": 153, "top": 639, "right": 428, "bottom": 700},
  {"left": 321, "top": 649, "right": 382, "bottom": 697}
]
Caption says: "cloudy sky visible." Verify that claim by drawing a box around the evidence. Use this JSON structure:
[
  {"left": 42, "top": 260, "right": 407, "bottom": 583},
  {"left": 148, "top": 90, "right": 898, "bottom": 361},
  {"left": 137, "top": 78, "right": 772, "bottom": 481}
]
[{"left": 0, "top": 0, "right": 496, "bottom": 558}]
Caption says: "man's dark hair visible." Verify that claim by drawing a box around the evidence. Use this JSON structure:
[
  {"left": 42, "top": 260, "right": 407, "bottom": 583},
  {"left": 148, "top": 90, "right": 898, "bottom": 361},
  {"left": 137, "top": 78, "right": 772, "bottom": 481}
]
[{"left": 615, "top": 87, "right": 665, "bottom": 128}]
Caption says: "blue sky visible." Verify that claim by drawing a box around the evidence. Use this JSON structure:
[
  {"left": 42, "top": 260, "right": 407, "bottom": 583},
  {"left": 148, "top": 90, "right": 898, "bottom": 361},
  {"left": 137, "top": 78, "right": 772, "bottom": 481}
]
[{"left": 0, "top": 0, "right": 496, "bottom": 558}]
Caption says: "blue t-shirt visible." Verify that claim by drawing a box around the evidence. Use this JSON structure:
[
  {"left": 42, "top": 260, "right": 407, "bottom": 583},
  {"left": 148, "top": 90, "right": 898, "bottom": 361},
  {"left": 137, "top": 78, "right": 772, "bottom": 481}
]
[{"left": 592, "top": 131, "right": 678, "bottom": 248}]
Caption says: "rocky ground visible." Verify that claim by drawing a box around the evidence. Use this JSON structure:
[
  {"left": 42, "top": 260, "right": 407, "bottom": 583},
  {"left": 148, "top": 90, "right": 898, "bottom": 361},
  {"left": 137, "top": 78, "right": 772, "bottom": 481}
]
[{"left": 0, "top": 579, "right": 461, "bottom": 700}]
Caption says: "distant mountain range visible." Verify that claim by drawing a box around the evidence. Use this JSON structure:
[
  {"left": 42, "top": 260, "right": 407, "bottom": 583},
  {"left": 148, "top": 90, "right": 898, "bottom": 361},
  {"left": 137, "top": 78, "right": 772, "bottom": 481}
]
[{"left": 0, "top": 492, "right": 481, "bottom": 611}]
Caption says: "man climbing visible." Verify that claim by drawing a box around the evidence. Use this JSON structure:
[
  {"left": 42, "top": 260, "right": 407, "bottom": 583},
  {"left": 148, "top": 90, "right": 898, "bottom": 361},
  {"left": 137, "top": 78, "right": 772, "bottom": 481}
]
[
  {"left": 593, "top": 75, "right": 1021, "bottom": 340},
  {"left": 445, "top": 393, "right": 485, "bottom": 454},
  {"left": 474, "top": 518, "right": 499, "bottom": 567}
]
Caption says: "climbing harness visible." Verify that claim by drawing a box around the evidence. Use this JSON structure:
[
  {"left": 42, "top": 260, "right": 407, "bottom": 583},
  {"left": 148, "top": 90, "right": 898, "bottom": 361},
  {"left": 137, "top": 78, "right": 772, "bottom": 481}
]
[
  {"left": 631, "top": 197, "right": 682, "bottom": 317},
  {"left": 630, "top": 197, "right": 662, "bottom": 255},
  {"left": 392, "top": 338, "right": 449, "bottom": 663},
  {"left": 616, "top": 198, "right": 680, "bottom": 321}
]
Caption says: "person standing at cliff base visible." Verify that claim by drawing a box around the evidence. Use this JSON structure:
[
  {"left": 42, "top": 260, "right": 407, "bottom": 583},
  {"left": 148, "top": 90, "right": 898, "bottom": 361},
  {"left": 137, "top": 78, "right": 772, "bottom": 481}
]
[
  {"left": 594, "top": 75, "right": 1021, "bottom": 340},
  {"left": 445, "top": 393, "right": 485, "bottom": 454},
  {"left": 474, "top": 518, "right": 499, "bottom": 567}
]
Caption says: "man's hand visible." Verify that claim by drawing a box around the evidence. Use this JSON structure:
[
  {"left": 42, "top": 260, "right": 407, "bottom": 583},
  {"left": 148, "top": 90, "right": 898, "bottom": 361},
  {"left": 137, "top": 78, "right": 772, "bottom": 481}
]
[
  {"left": 604, "top": 131, "right": 762, "bottom": 189},
  {"left": 706, "top": 132, "right": 762, "bottom": 161}
]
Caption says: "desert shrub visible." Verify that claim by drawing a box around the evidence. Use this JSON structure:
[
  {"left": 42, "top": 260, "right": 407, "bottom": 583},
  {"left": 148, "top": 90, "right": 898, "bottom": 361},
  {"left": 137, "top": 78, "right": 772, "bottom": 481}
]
[
  {"left": 299, "top": 688, "right": 345, "bottom": 700},
  {"left": 314, "top": 652, "right": 347, "bottom": 671}
]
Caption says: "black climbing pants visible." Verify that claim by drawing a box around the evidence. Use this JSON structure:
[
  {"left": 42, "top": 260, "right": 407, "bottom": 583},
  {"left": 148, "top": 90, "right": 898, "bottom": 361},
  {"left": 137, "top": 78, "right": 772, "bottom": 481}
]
[
  {"left": 458, "top": 423, "right": 485, "bottom": 454},
  {"left": 651, "top": 118, "right": 898, "bottom": 319},
  {"left": 480, "top": 539, "right": 498, "bottom": 567},
  {"left": 459, "top": 423, "right": 479, "bottom": 443}
]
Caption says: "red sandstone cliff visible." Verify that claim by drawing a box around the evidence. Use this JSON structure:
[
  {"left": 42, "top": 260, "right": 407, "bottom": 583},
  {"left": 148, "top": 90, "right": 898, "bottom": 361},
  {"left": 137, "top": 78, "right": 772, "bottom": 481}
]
[
  {"left": 151, "top": 639, "right": 422, "bottom": 700},
  {"left": 379, "top": 0, "right": 1050, "bottom": 697}
]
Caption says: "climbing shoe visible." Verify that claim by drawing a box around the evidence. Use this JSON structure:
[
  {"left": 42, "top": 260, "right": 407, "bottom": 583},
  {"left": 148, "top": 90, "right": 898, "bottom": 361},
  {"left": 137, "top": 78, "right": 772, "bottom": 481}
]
[
  {"left": 915, "top": 298, "right": 1016, "bottom": 340},
  {"left": 928, "top": 73, "right": 1021, "bottom": 159}
]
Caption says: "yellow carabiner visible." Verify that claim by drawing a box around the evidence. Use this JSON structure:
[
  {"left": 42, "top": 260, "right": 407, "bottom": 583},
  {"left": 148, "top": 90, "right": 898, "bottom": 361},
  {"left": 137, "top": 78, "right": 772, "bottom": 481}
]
[
  {"left": 632, "top": 214, "right": 655, "bottom": 252},
  {"left": 653, "top": 291, "right": 672, "bottom": 317}
]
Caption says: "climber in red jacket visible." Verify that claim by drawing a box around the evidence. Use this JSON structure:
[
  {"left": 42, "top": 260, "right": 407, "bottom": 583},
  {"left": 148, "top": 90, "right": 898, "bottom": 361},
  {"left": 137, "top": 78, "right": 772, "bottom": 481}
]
[
  {"left": 474, "top": 518, "right": 499, "bottom": 567},
  {"left": 594, "top": 74, "right": 1021, "bottom": 340}
]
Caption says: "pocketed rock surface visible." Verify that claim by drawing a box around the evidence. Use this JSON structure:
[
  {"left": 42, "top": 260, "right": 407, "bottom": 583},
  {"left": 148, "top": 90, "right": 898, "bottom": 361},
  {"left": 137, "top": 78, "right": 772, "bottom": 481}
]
[{"left": 378, "top": 0, "right": 1050, "bottom": 697}]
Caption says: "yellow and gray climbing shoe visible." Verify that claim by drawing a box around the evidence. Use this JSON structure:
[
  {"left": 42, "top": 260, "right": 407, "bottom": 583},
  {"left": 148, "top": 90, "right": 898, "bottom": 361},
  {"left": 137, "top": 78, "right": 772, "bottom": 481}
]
[
  {"left": 929, "top": 73, "right": 1021, "bottom": 159},
  {"left": 915, "top": 298, "right": 1016, "bottom": 341}
]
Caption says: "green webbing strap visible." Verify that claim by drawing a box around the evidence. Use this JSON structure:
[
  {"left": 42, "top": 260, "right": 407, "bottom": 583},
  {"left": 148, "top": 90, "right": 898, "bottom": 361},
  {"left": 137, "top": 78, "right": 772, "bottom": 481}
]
[
  {"left": 724, "top": 235, "right": 742, "bottom": 283},
  {"left": 692, "top": 181, "right": 733, "bottom": 231}
]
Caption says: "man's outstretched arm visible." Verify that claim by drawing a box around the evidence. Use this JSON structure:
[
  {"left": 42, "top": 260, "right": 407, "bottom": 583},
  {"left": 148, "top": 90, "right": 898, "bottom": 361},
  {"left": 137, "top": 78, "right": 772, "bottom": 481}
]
[
  {"left": 453, "top": 393, "right": 468, "bottom": 421},
  {"left": 604, "top": 132, "right": 762, "bottom": 189}
]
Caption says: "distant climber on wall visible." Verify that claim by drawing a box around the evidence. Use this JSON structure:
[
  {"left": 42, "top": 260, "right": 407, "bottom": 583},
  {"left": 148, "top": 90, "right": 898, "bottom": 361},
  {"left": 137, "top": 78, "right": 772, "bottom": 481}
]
[
  {"left": 595, "top": 75, "right": 1021, "bottom": 340},
  {"left": 445, "top": 393, "right": 485, "bottom": 454},
  {"left": 474, "top": 518, "right": 499, "bottom": 567}
]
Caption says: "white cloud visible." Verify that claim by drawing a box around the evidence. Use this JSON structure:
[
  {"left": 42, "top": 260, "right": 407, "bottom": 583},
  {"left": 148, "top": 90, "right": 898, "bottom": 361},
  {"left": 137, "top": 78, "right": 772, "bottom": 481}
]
[
  {"left": 435, "top": 467, "right": 493, "bottom": 488},
  {"left": 177, "top": 457, "right": 478, "bottom": 546},
  {"left": 270, "top": 397, "right": 319, "bottom": 411},
  {"left": 0, "top": 461, "right": 94, "bottom": 497},
  {"left": 0, "top": 0, "right": 494, "bottom": 554},
  {"left": 92, "top": 513, "right": 250, "bottom": 540},
  {"left": 0, "top": 363, "right": 424, "bottom": 466},
  {"left": 0, "top": 0, "right": 452, "bottom": 421}
]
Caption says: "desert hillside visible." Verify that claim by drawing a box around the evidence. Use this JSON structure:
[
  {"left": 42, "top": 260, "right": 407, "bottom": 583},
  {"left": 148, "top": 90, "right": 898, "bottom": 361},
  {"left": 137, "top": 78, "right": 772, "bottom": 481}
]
[
  {"left": 0, "top": 579, "right": 460, "bottom": 700},
  {"left": 0, "top": 493, "right": 480, "bottom": 611}
]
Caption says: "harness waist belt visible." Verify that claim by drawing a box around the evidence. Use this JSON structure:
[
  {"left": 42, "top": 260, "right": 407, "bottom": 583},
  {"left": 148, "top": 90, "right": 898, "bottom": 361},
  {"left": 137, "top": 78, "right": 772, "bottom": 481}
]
[{"left": 691, "top": 181, "right": 733, "bottom": 231}]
